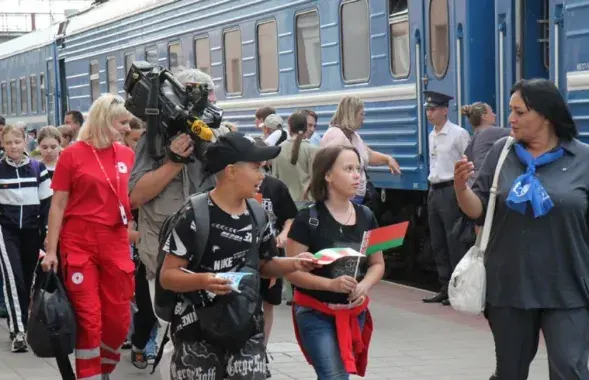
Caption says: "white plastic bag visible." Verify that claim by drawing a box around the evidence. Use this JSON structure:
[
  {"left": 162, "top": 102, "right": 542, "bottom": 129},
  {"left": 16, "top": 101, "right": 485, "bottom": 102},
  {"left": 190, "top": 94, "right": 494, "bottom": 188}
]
[
  {"left": 448, "top": 245, "right": 486, "bottom": 315},
  {"left": 449, "top": 137, "right": 514, "bottom": 316}
]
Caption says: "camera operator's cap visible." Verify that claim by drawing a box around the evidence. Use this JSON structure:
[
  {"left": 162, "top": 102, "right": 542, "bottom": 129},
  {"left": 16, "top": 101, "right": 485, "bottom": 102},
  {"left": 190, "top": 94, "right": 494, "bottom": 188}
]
[
  {"left": 423, "top": 90, "right": 453, "bottom": 109},
  {"left": 205, "top": 132, "right": 281, "bottom": 174},
  {"left": 260, "top": 114, "right": 284, "bottom": 131}
]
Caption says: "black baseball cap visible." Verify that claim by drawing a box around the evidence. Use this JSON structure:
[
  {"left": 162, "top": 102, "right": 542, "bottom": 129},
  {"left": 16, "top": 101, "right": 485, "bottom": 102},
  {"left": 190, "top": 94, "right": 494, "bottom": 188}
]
[{"left": 204, "top": 132, "right": 281, "bottom": 174}]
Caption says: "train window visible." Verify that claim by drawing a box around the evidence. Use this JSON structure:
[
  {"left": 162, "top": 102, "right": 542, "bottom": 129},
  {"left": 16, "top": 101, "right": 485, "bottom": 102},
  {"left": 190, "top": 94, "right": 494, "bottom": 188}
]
[
  {"left": 40, "top": 74, "right": 46, "bottom": 112},
  {"left": 194, "top": 37, "right": 211, "bottom": 75},
  {"left": 223, "top": 29, "right": 243, "bottom": 95},
  {"left": 124, "top": 53, "right": 135, "bottom": 99},
  {"left": 296, "top": 10, "right": 321, "bottom": 87},
  {"left": 10, "top": 80, "right": 16, "bottom": 115},
  {"left": 168, "top": 42, "right": 183, "bottom": 73},
  {"left": 340, "top": 0, "right": 370, "bottom": 83},
  {"left": 145, "top": 47, "right": 158, "bottom": 65},
  {"left": 429, "top": 0, "right": 449, "bottom": 78},
  {"left": 389, "top": 0, "right": 410, "bottom": 77},
  {"left": 90, "top": 60, "right": 100, "bottom": 102},
  {"left": 1, "top": 83, "right": 6, "bottom": 115},
  {"left": 107, "top": 57, "right": 117, "bottom": 95},
  {"left": 20, "top": 78, "right": 27, "bottom": 115},
  {"left": 124, "top": 53, "right": 135, "bottom": 75},
  {"left": 30, "top": 75, "right": 37, "bottom": 113},
  {"left": 257, "top": 21, "right": 279, "bottom": 92}
]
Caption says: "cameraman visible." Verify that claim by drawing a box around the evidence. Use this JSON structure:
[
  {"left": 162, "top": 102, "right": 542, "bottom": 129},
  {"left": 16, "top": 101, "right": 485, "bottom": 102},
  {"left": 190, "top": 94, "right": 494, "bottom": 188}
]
[{"left": 128, "top": 68, "right": 226, "bottom": 373}]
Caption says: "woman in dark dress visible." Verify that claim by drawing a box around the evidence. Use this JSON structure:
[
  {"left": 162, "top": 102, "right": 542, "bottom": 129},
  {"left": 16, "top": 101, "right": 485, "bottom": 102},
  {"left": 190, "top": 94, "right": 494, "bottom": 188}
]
[{"left": 455, "top": 78, "right": 589, "bottom": 380}]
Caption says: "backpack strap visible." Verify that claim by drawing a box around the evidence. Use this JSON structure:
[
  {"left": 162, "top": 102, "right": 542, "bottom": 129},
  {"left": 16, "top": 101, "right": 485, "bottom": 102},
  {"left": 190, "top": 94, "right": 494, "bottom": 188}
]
[
  {"left": 189, "top": 193, "right": 211, "bottom": 266},
  {"left": 243, "top": 198, "right": 268, "bottom": 268},
  {"left": 30, "top": 159, "right": 40, "bottom": 181},
  {"left": 308, "top": 204, "right": 319, "bottom": 231}
]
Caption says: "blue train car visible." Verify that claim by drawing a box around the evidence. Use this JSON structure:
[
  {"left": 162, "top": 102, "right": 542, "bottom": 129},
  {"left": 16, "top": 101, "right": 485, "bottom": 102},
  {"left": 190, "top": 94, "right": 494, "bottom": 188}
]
[
  {"left": 6, "top": 0, "right": 585, "bottom": 272},
  {"left": 0, "top": 23, "right": 65, "bottom": 129},
  {"left": 561, "top": 0, "right": 589, "bottom": 143},
  {"left": 57, "top": 0, "right": 497, "bottom": 270}
]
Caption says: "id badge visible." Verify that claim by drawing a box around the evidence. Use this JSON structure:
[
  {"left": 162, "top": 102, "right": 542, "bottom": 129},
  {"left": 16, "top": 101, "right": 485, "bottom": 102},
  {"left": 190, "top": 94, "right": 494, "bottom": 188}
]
[{"left": 119, "top": 204, "right": 128, "bottom": 226}]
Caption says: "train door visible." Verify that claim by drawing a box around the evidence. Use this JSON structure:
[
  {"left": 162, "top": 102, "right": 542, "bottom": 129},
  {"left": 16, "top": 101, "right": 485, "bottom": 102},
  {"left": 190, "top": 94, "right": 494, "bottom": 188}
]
[
  {"left": 496, "top": 0, "right": 552, "bottom": 126},
  {"left": 421, "top": 0, "right": 456, "bottom": 112}
]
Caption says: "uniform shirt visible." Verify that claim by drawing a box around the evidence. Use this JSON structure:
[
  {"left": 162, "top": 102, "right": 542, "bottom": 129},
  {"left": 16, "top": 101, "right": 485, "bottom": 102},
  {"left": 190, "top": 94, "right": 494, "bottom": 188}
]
[
  {"left": 163, "top": 195, "right": 279, "bottom": 341},
  {"left": 428, "top": 120, "right": 470, "bottom": 184},
  {"left": 52, "top": 141, "right": 134, "bottom": 226},
  {"left": 257, "top": 175, "right": 298, "bottom": 236},
  {"left": 473, "top": 137, "right": 589, "bottom": 308},
  {"left": 129, "top": 134, "right": 218, "bottom": 279},
  {"left": 288, "top": 202, "right": 378, "bottom": 304},
  {"left": 271, "top": 138, "right": 318, "bottom": 202},
  {"left": 0, "top": 156, "right": 52, "bottom": 229}
]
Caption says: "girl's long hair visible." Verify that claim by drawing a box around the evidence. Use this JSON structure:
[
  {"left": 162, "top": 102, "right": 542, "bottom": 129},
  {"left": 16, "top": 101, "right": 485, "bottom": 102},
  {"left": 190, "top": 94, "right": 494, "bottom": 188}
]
[{"left": 288, "top": 111, "right": 308, "bottom": 165}]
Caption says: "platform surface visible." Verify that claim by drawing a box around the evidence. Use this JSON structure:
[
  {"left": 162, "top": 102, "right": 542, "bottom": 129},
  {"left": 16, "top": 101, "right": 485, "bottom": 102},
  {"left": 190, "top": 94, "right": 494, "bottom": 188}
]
[{"left": 0, "top": 281, "right": 550, "bottom": 379}]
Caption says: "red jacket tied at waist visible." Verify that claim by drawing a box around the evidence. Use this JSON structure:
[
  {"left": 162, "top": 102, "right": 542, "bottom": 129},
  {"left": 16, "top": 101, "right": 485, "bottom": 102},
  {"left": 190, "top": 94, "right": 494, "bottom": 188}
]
[{"left": 292, "top": 290, "right": 374, "bottom": 376}]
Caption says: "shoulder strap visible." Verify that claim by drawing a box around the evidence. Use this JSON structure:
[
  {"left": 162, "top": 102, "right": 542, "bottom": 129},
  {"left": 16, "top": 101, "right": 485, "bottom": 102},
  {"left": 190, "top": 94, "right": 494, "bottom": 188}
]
[
  {"left": 479, "top": 137, "right": 514, "bottom": 252},
  {"left": 246, "top": 198, "right": 267, "bottom": 240},
  {"left": 189, "top": 193, "right": 210, "bottom": 266},
  {"left": 358, "top": 204, "right": 373, "bottom": 224},
  {"left": 308, "top": 204, "right": 319, "bottom": 231}
]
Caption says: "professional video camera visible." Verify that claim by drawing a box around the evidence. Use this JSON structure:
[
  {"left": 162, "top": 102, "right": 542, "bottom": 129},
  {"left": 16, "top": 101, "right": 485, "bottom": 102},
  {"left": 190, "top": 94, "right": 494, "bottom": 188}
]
[{"left": 123, "top": 61, "right": 223, "bottom": 162}]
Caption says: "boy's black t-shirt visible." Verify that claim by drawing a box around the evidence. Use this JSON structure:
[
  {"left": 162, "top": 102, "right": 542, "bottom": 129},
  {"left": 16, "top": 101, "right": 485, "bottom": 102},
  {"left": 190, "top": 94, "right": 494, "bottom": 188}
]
[
  {"left": 288, "top": 202, "right": 379, "bottom": 304},
  {"left": 258, "top": 175, "right": 298, "bottom": 236},
  {"left": 163, "top": 195, "right": 279, "bottom": 341}
]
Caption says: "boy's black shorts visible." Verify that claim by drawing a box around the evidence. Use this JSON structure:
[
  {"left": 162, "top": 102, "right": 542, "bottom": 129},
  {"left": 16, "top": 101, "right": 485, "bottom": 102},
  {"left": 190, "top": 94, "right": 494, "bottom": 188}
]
[{"left": 260, "top": 278, "right": 283, "bottom": 306}]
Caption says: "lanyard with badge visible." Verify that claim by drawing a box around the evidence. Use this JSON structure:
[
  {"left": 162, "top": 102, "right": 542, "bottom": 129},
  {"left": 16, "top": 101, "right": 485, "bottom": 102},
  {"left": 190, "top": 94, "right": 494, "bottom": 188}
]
[{"left": 88, "top": 143, "right": 128, "bottom": 226}]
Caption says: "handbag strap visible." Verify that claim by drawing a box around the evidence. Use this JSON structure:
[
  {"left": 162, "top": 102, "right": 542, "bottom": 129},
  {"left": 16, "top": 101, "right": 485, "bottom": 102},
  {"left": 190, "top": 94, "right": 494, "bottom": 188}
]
[{"left": 479, "top": 137, "right": 514, "bottom": 252}]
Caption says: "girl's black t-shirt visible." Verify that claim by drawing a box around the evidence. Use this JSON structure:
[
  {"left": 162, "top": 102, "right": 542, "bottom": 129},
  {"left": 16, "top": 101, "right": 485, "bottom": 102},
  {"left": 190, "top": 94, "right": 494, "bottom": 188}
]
[{"left": 288, "top": 202, "right": 378, "bottom": 304}]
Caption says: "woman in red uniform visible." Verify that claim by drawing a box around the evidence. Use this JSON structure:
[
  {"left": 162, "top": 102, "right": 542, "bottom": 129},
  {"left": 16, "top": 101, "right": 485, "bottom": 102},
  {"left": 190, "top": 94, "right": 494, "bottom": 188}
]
[{"left": 41, "top": 93, "right": 135, "bottom": 380}]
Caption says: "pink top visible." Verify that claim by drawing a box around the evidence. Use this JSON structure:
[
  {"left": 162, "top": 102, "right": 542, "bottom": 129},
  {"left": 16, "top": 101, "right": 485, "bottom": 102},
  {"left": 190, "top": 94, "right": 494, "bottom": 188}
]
[{"left": 320, "top": 127, "right": 370, "bottom": 197}]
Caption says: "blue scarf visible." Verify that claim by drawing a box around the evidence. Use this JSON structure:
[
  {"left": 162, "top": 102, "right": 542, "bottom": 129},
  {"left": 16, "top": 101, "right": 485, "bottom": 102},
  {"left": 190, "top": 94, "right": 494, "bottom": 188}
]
[{"left": 506, "top": 143, "right": 564, "bottom": 218}]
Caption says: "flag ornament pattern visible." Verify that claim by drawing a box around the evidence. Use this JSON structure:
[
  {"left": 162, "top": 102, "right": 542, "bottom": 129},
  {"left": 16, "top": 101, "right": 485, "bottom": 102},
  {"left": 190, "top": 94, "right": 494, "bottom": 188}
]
[
  {"left": 313, "top": 247, "right": 363, "bottom": 265},
  {"left": 360, "top": 221, "right": 409, "bottom": 256}
]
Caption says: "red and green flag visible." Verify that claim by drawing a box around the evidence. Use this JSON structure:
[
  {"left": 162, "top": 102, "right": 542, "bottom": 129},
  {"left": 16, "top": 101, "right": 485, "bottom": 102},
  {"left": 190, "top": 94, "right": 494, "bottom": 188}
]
[
  {"left": 313, "top": 247, "right": 363, "bottom": 265},
  {"left": 360, "top": 221, "right": 409, "bottom": 256}
]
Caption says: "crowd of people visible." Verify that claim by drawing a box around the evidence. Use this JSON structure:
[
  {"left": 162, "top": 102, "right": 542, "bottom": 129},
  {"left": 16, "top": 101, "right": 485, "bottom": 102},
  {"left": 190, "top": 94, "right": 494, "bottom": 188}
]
[{"left": 0, "top": 69, "right": 584, "bottom": 380}]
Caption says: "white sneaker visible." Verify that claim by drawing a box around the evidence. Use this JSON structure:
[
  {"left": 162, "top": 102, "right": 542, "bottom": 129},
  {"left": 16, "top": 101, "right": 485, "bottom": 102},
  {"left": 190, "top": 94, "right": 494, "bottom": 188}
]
[{"left": 11, "top": 332, "right": 28, "bottom": 353}]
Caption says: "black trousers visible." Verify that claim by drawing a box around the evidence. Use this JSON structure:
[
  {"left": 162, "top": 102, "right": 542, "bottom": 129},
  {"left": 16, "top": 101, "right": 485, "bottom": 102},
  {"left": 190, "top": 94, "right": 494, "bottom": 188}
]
[
  {"left": 131, "top": 260, "right": 158, "bottom": 350},
  {"left": 427, "top": 185, "right": 462, "bottom": 287},
  {"left": 0, "top": 226, "right": 41, "bottom": 334},
  {"left": 487, "top": 305, "right": 589, "bottom": 380}
]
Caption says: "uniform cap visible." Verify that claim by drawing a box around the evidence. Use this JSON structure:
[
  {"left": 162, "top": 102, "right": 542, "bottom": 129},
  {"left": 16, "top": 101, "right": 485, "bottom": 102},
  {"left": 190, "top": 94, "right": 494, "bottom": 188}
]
[{"left": 423, "top": 91, "right": 453, "bottom": 109}]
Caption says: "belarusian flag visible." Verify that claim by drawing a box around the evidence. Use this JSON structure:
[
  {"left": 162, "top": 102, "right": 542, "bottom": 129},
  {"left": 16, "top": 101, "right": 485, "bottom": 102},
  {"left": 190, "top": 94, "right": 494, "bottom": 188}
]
[
  {"left": 313, "top": 247, "right": 363, "bottom": 265},
  {"left": 360, "top": 221, "right": 409, "bottom": 256}
]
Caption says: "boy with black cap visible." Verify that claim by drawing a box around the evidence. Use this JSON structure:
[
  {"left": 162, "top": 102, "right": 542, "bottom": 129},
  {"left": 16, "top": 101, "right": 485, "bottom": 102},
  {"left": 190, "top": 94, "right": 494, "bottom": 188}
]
[
  {"left": 422, "top": 90, "right": 470, "bottom": 306},
  {"left": 159, "top": 132, "right": 319, "bottom": 380}
]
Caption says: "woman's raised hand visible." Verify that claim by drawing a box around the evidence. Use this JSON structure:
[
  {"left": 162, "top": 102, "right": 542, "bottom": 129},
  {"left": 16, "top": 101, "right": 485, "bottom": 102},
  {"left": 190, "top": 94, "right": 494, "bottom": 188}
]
[{"left": 454, "top": 155, "right": 475, "bottom": 191}]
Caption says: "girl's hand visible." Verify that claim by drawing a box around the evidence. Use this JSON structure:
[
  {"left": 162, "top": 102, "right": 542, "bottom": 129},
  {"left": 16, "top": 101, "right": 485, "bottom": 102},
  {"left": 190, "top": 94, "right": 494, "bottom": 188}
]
[{"left": 348, "top": 281, "right": 369, "bottom": 304}]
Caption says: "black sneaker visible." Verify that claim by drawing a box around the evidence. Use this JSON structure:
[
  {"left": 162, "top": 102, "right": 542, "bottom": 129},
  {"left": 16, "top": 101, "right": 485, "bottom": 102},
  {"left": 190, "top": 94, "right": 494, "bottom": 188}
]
[
  {"left": 131, "top": 349, "right": 148, "bottom": 369},
  {"left": 121, "top": 339, "right": 132, "bottom": 349},
  {"left": 489, "top": 372, "right": 499, "bottom": 380},
  {"left": 11, "top": 332, "right": 28, "bottom": 353}
]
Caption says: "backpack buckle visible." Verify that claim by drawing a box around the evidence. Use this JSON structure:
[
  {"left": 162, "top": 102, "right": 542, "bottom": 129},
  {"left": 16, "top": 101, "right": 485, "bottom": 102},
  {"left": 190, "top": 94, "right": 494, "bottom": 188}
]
[{"left": 309, "top": 218, "right": 319, "bottom": 227}]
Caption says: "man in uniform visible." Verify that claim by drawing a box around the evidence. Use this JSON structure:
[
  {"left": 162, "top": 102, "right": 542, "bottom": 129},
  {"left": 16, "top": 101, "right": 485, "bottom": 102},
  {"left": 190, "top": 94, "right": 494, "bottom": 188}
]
[{"left": 422, "top": 91, "right": 470, "bottom": 305}]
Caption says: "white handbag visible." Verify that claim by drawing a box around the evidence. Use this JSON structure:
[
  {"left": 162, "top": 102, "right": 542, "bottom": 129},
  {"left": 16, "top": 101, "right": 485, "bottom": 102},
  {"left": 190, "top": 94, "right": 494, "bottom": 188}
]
[{"left": 448, "top": 137, "right": 514, "bottom": 315}]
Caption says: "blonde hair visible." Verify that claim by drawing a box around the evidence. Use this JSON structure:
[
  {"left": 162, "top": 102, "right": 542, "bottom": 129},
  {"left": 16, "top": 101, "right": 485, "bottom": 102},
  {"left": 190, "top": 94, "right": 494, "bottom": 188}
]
[
  {"left": 38, "top": 125, "right": 62, "bottom": 145},
  {"left": 2, "top": 125, "right": 26, "bottom": 140},
  {"left": 331, "top": 96, "right": 364, "bottom": 136},
  {"left": 461, "top": 102, "right": 489, "bottom": 128},
  {"left": 77, "top": 93, "right": 130, "bottom": 148}
]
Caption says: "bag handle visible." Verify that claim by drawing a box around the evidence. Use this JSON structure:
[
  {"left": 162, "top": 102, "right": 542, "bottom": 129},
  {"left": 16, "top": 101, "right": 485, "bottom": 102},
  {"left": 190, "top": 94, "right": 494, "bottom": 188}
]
[{"left": 479, "top": 137, "right": 514, "bottom": 252}]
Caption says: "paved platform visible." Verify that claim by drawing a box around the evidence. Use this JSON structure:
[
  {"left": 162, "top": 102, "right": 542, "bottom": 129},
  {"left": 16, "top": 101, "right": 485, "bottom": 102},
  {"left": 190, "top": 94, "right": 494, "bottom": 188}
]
[{"left": 0, "top": 282, "right": 550, "bottom": 379}]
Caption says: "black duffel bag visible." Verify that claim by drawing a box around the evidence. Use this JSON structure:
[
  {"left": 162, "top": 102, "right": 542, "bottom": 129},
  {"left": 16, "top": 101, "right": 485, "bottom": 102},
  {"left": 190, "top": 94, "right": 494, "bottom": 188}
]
[{"left": 28, "top": 270, "right": 76, "bottom": 379}]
